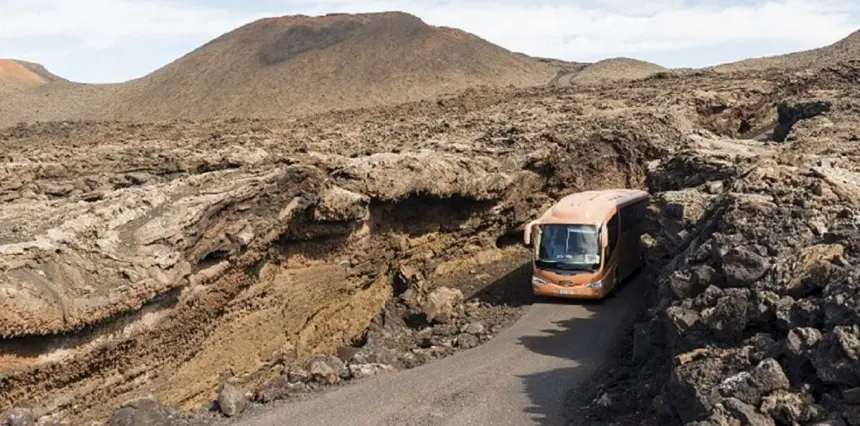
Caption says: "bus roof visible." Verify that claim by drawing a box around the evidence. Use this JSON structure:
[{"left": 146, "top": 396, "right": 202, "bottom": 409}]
[{"left": 537, "top": 188, "right": 648, "bottom": 225}]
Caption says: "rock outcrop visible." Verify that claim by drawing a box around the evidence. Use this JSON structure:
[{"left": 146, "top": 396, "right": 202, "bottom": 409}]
[
  {"left": 3, "top": 56, "right": 857, "bottom": 426},
  {"left": 580, "top": 78, "right": 860, "bottom": 426}
]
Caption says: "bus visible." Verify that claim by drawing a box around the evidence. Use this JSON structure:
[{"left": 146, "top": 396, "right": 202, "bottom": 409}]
[{"left": 523, "top": 189, "right": 649, "bottom": 300}]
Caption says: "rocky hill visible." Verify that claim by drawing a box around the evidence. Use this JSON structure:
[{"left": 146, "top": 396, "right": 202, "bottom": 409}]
[
  {"left": 567, "top": 64, "right": 860, "bottom": 426},
  {"left": 570, "top": 57, "right": 666, "bottom": 85},
  {"left": 112, "top": 12, "right": 556, "bottom": 121},
  {"left": 0, "top": 59, "right": 65, "bottom": 92},
  {"left": 0, "top": 12, "right": 557, "bottom": 126},
  {"left": 712, "top": 30, "right": 860, "bottom": 72}
]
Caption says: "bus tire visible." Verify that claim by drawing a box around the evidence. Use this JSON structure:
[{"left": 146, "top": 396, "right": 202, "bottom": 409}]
[{"left": 605, "top": 273, "right": 619, "bottom": 299}]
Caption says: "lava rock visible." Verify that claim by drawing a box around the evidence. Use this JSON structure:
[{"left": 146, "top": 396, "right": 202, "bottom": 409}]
[
  {"left": 715, "top": 358, "right": 789, "bottom": 406},
  {"left": 772, "top": 99, "right": 832, "bottom": 142},
  {"left": 312, "top": 185, "right": 370, "bottom": 222},
  {"left": 692, "top": 264, "right": 726, "bottom": 291},
  {"left": 719, "top": 246, "right": 771, "bottom": 287},
  {"left": 255, "top": 376, "right": 308, "bottom": 403},
  {"left": 786, "top": 327, "right": 823, "bottom": 356},
  {"left": 719, "top": 397, "right": 775, "bottom": 426},
  {"left": 348, "top": 363, "right": 394, "bottom": 380},
  {"left": 652, "top": 394, "right": 675, "bottom": 418},
  {"left": 421, "top": 287, "right": 464, "bottom": 324},
  {"left": 700, "top": 288, "right": 749, "bottom": 342},
  {"left": 433, "top": 323, "right": 459, "bottom": 337},
  {"left": 666, "top": 351, "right": 728, "bottom": 423},
  {"left": 665, "top": 269, "right": 702, "bottom": 299},
  {"left": 811, "top": 420, "right": 848, "bottom": 426},
  {"left": 746, "top": 333, "right": 779, "bottom": 362},
  {"left": 217, "top": 383, "right": 247, "bottom": 417},
  {"left": 665, "top": 306, "right": 705, "bottom": 352},
  {"left": 761, "top": 390, "right": 825, "bottom": 425},
  {"left": 844, "top": 388, "right": 860, "bottom": 405},
  {"left": 461, "top": 321, "right": 485, "bottom": 335},
  {"left": 307, "top": 355, "right": 345, "bottom": 385},
  {"left": 1, "top": 408, "right": 34, "bottom": 426},
  {"left": 353, "top": 345, "right": 402, "bottom": 366},
  {"left": 109, "top": 397, "right": 180, "bottom": 426},
  {"left": 456, "top": 333, "right": 479, "bottom": 349},
  {"left": 287, "top": 366, "right": 311, "bottom": 383},
  {"left": 811, "top": 326, "right": 860, "bottom": 387}
]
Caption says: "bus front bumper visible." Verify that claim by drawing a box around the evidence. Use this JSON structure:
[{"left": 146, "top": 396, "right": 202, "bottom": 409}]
[{"left": 532, "top": 282, "right": 606, "bottom": 299}]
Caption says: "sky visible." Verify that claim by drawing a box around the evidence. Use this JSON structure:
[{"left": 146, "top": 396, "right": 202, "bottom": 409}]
[{"left": 0, "top": 0, "right": 858, "bottom": 83}]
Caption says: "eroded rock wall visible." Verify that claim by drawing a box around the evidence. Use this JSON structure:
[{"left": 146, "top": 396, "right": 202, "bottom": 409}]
[{"left": 583, "top": 74, "right": 860, "bottom": 425}]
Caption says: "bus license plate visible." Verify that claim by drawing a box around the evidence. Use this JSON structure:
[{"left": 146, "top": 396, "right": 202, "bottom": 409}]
[{"left": 557, "top": 288, "right": 572, "bottom": 295}]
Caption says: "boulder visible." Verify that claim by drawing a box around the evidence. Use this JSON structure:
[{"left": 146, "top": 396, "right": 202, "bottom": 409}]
[
  {"left": 719, "top": 397, "right": 775, "bottom": 426},
  {"left": 287, "top": 366, "right": 311, "bottom": 383},
  {"left": 348, "top": 363, "right": 395, "bottom": 380},
  {"left": 700, "top": 288, "right": 750, "bottom": 342},
  {"left": 665, "top": 269, "right": 708, "bottom": 300},
  {"left": 421, "top": 287, "right": 464, "bottom": 324},
  {"left": 665, "top": 306, "right": 705, "bottom": 352},
  {"left": 665, "top": 351, "right": 729, "bottom": 423},
  {"left": 715, "top": 358, "right": 789, "bottom": 406},
  {"left": 719, "top": 246, "right": 770, "bottom": 288},
  {"left": 108, "top": 397, "right": 179, "bottom": 426},
  {"left": 307, "top": 355, "right": 345, "bottom": 385},
  {"left": 456, "top": 333, "right": 479, "bottom": 349},
  {"left": 217, "top": 383, "right": 247, "bottom": 417},
  {"left": 1, "top": 408, "right": 34, "bottom": 426},
  {"left": 760, "top": 391, "right": 825, "bottom": 425},
  {"left": 811, "top": 326, "right": 860, "bottom": 387}
]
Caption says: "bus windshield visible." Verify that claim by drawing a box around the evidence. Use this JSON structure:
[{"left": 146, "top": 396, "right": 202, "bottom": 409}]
[{"left": 536, "top": 224, "right": 601, "bottom": 271}]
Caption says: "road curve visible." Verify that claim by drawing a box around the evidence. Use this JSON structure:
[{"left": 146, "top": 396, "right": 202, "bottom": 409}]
[
  {"left": 234, "top": 269, "right": 647, "bottom": 426},
  {"left": 555, "top": 72, "right": 576, "bottom": 87}
]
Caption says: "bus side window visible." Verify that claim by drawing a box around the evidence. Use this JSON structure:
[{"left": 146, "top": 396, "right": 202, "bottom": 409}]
[
  {"left": 607, "top": 213, "right": 619, "bottom": 257},
  {"left": 621, "top": 199, "right": 647, "bottom": 233}
]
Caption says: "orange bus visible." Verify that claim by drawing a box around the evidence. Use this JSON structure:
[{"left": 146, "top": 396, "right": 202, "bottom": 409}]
[{"left": 523, "top": 189, "right": 648, "bottom": 299}]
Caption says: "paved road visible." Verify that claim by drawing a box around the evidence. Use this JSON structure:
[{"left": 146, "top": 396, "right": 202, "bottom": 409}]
[{"left": 235, "top": 271, "right": 646, "bottom": 426}]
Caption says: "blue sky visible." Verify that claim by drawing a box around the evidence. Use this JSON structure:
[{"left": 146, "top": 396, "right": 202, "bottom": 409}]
[{"left": 1, "top": 0, "right": 857, "bottom": 83}]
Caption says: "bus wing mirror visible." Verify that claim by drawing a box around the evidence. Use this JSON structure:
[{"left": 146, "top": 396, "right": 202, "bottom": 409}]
[{"left": 523, "top": 221, "right": 538, "bottom": 246}]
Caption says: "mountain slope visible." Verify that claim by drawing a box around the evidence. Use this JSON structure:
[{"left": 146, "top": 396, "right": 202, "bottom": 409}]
[
  {"left": 570, "top": 57, "right": 666, "bottom": 85},
  {"left": 712, "top": 29, "right": 860, "bottom": 72},
  {"left": 0, "top": 59, "right": 66, "bottom": 93},
  {"left": 109, "top": 11, "right": 556, "bottom": 120},
  {"left": 0, "top": 12, "right": 556, "bottom": 126}
]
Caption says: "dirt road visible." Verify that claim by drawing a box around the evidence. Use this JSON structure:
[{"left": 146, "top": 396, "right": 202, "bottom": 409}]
[
  {"left": 555, "top": 72, "right": 575, "bottom": 87},
  {"left": 233, "top": 268, "right": 646, "bottom": 426}
]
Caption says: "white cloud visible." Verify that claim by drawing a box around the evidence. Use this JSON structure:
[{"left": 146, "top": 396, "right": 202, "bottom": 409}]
[
  {"left": 0, "top": 0, "right": 857, "bottom": 82},
  {"left": 295, "top": 0, "right": 858, "bottom": 60},
  {"left": 0, "top": 0, "right": 270, "bottom": 48}
]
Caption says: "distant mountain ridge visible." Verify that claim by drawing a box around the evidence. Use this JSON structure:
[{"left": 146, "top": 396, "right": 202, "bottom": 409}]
[
  {"left": 0, "top": 59, "right": 66, "bottom": 93},
  {"left": 711, "top": 29, "right": 860, "bottom": 72},
  {"left": 0, "top": 11, "right": 557, "bottom": 126},
  {"left": 0, "top": 16, "right": 858, "bottom": 127}
]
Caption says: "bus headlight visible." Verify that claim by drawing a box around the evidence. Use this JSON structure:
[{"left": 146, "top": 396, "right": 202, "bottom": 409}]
[
  {"left": 586, "top": 279, "right": 602, "bottom": 289},
  {"left": 532, "top": 275, "right": 549, "bottom": 285}
]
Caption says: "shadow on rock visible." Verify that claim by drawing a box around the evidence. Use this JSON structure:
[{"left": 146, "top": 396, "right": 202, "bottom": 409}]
[{"left": 469, "top": 261, "right": 542, "bottom": 308}]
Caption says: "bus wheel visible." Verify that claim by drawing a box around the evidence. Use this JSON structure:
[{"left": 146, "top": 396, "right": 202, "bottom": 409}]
[{"left": 605, "top": 274, "right": 619, "bottom": 299}]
